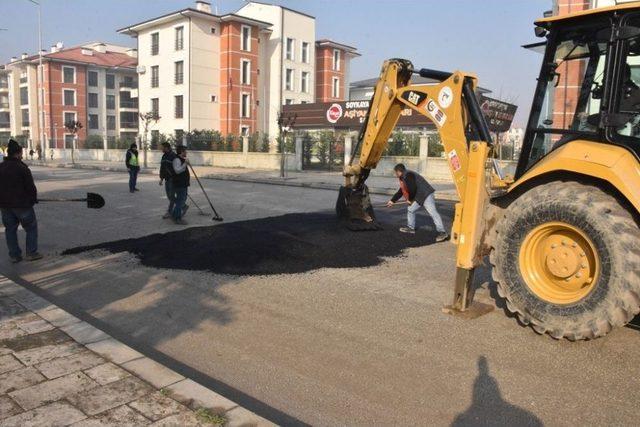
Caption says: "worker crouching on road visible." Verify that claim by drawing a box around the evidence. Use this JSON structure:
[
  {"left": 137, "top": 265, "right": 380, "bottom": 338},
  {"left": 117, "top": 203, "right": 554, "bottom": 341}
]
[
  {"left": 171, "top": 145, "right": 190, "bottom": 225},
  {"left": 125, "top": 143, "right": 140, "bottom": 193},
  {"left": 159, "top": 142, "right": 177, "bottom": 219},
  {"left": 387, "top": 163, "right": 449, "bottom": 242},
  {"left": 0, "top": 139, "right": 42, "bottom": 263}
]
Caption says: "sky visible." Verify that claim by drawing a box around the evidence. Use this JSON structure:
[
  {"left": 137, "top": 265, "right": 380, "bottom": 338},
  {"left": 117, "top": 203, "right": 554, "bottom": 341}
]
[{"left": 0, "top": 0, "right": 551, "bottom": 126}]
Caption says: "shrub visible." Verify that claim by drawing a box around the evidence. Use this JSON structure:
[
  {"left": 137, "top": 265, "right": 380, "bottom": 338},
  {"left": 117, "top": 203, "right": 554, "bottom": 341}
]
[
  {"left": 428, "top": 134, "right": 444, "bottom": 157},
  {"left": 84, "top": 135, "right": 104, "bottom": 149}
]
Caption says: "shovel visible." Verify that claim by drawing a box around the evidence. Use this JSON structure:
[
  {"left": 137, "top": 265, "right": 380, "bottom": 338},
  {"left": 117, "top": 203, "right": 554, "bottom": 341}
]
[{"left": 38, "top": 192, "right": 105, "bottom": 209}]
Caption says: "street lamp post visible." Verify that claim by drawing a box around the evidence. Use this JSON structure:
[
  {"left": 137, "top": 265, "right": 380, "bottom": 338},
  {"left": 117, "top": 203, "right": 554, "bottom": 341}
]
[{"left": 27, "top": 0, "right": 45, "bottom": 160}]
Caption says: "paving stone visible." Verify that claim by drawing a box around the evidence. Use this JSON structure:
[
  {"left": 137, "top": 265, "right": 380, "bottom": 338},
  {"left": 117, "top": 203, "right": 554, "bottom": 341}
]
[
  {"left": 35, "top": 350, "right": 105, "bottom": 379},
  {"left": 149, "top": 411, "right": 207, "bottom": 427},
  {"left": 13, "top": 341, "right": 83, "bottom": 366},
  {"left": 17, "top": 319, "right": 54, "bottom": 335},
  {"left": 10, "top": 291, "right": 54, "bottom": 313},
  {"left": 70, "top": 405, "right": 150, "bottom": 426},
  {"left": 0, "top": 313, "right": 47, "bottom": 340},
  {"left": 86, "top": 338, "right": 143, "bottom": 364},
  {"left": 36, "top": 307, "right": 80, "bottom": 328},
  {"left": 0, "top": 401, "right": 86, "bottom": 427},
  {"left": 84, "top": 362, "right": 130, "bottom": 385},
  {"left": 1, "top": 329, "right": 71, "bottom": 352},
  {"left": 67, "top": 375, "right": 152, "bottom": 416},
  {"left": 122, "top": 357, "right": 184, "bottom": 389},
  {"left": 61, "top": 321, "right": 110, "bottom": 345},
  {"left": 225, "top": 406, "right": 276, "bottom": 427},
  {"left": 0, "top": 297, "right": 27, "bottom": 320},
  {"left": 9, "top": 371, "right": 97, "bottom": 410},
  {"left": 0, "top": 366, "right": 46, "bottom": 394},
  {"left": 0, "top": 354, "right": 23, "bottom": 374},
  {"left": 0, "top": 278, "right": 23, "bottom": 297},
  {"left": 0, "top": 395, "right": 23, "bottom": 420},
  {"left": 166, "top": 379, "right": 238, "bottom": 413},
  {"left": 128, "top": 392, "right": 187, "bottom": 421}
]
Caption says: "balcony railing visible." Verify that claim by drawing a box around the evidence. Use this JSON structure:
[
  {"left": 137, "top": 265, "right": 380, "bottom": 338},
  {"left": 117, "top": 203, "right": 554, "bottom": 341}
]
[
  {"left": 120, "top": 81, "right": 138, "bottom": 89},
  {"left": 120, "top": 100, "right": 139, "bottom": 109},
  {"left": 151, "top": 77, "right": 159, "bottom": 88},
  {"left": 120, "top": 121, "right": 138, "bottom": 129},
  {"left": 174, "top": 73, "right": 184, "bottom": 85},
  {"left": 151, "top": 43, "right": 159, "bottom": 56},
  {"left": 0, "top": 121, "right": 10, "bottom": 128},
  {"left": 175, "top": 39, "right": 184, "bottom": 51}
]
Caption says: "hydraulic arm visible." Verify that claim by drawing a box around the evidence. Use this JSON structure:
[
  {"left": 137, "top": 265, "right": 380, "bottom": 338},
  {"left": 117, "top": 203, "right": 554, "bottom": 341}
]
[{"left": 338, "top": 59, "right": 498, "bottom": 314}]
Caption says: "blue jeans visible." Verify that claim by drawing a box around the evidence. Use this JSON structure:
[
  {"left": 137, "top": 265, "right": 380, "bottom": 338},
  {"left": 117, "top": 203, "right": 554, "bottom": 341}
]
[
  {"left": 164, "top": 180, "right": 175, "bottom": 213},
  {"left": 407, "top": 194, "right": 445, "bottom": 233},
  {"left": 1, "top": 208, "right": 38, "bottom": 258},
  {"left": 173, "top": 187, "right": 188, "bottom": 220},
  {"left": 128, "top": 168, "right": 139, "bottom": 192}
]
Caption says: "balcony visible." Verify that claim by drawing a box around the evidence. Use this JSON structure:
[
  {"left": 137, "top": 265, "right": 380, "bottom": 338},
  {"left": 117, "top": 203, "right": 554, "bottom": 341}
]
[
  {"left": 120, "top": 121, "right": 138, "bottom": 130},
  {"left": 0, "top": 121, "right": 10, "bottom": 129},
  {"left": 174, "top": 73, "right": 184, "bottom": 85},
  {"left": 119, "top": 100, "right": 139, "bottom": 110},
  {"left": 119, "top": 81, "right": 138, "bottom": 89}
]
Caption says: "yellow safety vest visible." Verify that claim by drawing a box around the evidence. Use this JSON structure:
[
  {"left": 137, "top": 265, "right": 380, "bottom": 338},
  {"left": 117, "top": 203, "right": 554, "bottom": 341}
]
[{"left": 129, "top": 151, "right": 139, "bottom": 167}]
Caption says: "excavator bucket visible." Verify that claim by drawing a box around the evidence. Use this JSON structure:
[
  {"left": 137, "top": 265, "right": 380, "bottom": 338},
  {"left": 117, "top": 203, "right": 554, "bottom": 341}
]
[{"left": 336, "top": 185, "right": 382, "bottom": 231}]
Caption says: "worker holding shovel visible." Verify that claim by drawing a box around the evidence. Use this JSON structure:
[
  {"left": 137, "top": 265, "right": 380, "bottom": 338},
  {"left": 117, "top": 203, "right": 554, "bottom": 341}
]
[
  {"left": 0, "top": 140, "right": 42, "bottom": 263},
  {"left": 159, "top": 142, "right": 177, "bottom": 219},
  {"left": 171, "top": 145, "right": 190, "bottom": 225}
]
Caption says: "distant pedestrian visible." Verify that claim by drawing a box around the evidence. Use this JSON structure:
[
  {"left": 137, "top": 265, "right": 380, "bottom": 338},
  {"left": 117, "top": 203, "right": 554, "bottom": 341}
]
[
  {"left": 0, "top": 139, "right": 42, "bottom": 263},
  {"left": 386, "top": 163, "right": 449, "bottom": 242},
  {"left": 125, "top": 143, "right": 140, "bottom": 193},
  {"left": 50, "top": 149, "right": 54, "bottom": 161},
  {"left": 29, "top": 149, "right": 34, "bottom": 160},
  {"left": 171, "top": 145, "right": 190, "bottom": 225},
  {"left": 159, "top": 142, "right": 177, "bottom": 219},
  {"left": 36, "top": 145, "right": 42, "bottom": 160}
]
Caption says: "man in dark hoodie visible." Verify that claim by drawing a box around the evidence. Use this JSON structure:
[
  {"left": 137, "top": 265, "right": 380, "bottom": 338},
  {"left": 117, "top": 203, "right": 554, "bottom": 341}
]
[
  {"left": 125, "top": 143, "right": 140, "bottom": 193},
  {"left": 387, "top": 163, "right": 449, "bottom": 242},
  {"left": 159, "top": 142, "right": 177, "bottom": 219},
  {"left": 0, "top": 140, "right": 41, "bottom": 262}
]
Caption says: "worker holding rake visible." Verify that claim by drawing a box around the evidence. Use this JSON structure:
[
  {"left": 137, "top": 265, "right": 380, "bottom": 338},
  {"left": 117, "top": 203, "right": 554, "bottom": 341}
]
[{"left": 171, "top": 146, "right": 190, "bottom": 225}]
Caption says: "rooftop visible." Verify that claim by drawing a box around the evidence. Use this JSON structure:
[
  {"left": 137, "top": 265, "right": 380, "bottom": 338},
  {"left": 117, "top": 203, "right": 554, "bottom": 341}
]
[
  {"left": 12, "top": 45, "right": 137, "bottom": 69},
  {"left": 316, "top": 39, "right": 359, "bottom": 55}
]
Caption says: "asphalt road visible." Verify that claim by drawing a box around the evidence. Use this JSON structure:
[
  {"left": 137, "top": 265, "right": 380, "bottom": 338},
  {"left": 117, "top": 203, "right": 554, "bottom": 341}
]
[{"left": 1, "top": 167, "right": 640, "bottom": 426}]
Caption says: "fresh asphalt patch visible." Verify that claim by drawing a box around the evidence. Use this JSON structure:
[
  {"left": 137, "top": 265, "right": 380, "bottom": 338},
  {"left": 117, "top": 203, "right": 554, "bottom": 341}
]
[{"left": 63, "top": 212, "right": 438, "bottom": 275}]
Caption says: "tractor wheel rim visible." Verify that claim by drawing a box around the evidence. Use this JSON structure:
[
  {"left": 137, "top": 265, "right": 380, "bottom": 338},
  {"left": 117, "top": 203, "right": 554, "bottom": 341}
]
[{"left": 519, "top": 221, "right": 600, "bottom": 305}]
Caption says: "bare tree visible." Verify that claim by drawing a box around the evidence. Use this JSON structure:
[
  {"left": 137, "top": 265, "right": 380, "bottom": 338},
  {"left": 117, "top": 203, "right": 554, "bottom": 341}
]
[
  {"left": 64, "top": 120, "right": 83, "bottom": 164},
  {"left": 139, "top": 112, "right": 159, "bottom": 168}
]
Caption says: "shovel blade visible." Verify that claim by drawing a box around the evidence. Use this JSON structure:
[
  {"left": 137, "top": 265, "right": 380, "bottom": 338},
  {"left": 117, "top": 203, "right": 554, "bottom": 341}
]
[
  {"left": 336, "top": 185, "right": 381, "bottom": 231},
  {"left": 86, "top": 193, "right": 105, "bottom": 209}
]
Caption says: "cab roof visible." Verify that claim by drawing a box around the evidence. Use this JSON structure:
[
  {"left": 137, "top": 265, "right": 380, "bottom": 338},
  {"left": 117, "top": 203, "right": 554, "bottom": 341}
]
[{"left": 536, "top": 1, "right": 640, "bottom": 26}]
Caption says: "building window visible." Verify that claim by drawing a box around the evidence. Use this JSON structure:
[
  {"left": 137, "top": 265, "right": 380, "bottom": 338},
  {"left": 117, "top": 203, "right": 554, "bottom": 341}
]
[
  {"left": 65, "top": 134, "right": 75, "bottom": 148},
  {"left": 286, "top": 38, "right": 294, "bottom": 61},
  {"left": 241, "top": 60, "right": 250, "bottom": 85},
  {"left": 88, "top": 114, "right": 99, "bottom": 130},
  {"left": 333, "top": 49, "right": 341, "bottom": 71},
  {"left": 151, "top": 98, "right": 159, "bottom": 117},
  {"left": 106, "top": 74, "right": 115, "bottom": 89},
  {"left": 210, "top": 27, "right": 216, "bottom": 34},
  {"left": 63, "top": 89, "right": 75, "bottom": 106},
  {"left": 63, "top": 66, "right": 75, "bottom": 84},
  {"left": 284, "top": 98, "right": 293, "bottom": 105},
  {"left": 88, "top": 92, "right": 99, "bottom": 108},
  {"left": 151, "top": 32, "right": 159, "bottom": 55},
  {"left": 175, "top": 95, "right": 183, "bottom": 119},
  {"left": 210, "top": 94, "right": 217, "bottom": 103},
  {"left": 301, "top": 71, "right": 309, "bottom": 93},
  {"left": 175, "top": 26, "right": 184, "bottom": 51},
  {"left": 241, "top": 93, "right": 250, "bottom": 118},
  {"left": 122, "top": 75, "right": 136, "bottom": 89},
  {"left": 285, "top": 68, "right": 294, "bottom": 91},
  {"left": 64, "top": 112, "right": 76, "bottom": 124},
  {"left": 301, "top": 41, "right": 309, "bottom": 63},
  {"left": 332, "top": 77, "right": 340, "bottom": 98},
  {"left": 151, "top": 130, "right": 160, "bottom": 145},
  {"left": 106, "top": 94, "right": 115, "bottom": 110},
  {"left": 120, "top": 112, "right": 138, "bottom": 129},
  {"left": 21, "top": 109, "right": 29, "bottom": 126},
  {"left": 241, "top": 25, "right": 251, "bottom": 51},
  {"left": 20, "top": 87, "right": 28, "bottom": 106},
  {"left": 174, "top": 61, "right": 184, "bottom": 85},
  {"left": 107, "top": 115, "right": 116, "bottom": 130},
  {"left": 88, "top": 71, "right": 98, "bottom": 87},
  {"left": 151, "top": 66, "right": 159, "bottom": 88}
]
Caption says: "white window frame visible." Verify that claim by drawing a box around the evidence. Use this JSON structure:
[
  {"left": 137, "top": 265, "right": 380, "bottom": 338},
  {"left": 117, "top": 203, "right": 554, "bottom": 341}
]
[
  {"left": 241, "top": 92, "right": 251, "bottom": 118},
  {"left": 241, "top": 59, "right": 251, "bottom": 85},
  {"left": 106, "top": 94, "right": 116, "bottom": 110},
  {"left": 286, "top": 37, "right": 295, "bottom": 61},
  {"left": 301, "top": 71, "right": 309, "bottom": 93},
  {"left": 285, "top": 68, "right": 294, "bottom": 91},
  {"left": 62, "top": 66, "right": 76, "bottom": 84},
  {"left": 106, "top": 114, "right": 116, "bottom": 131},
  {"left": 333, "top": 49, "right": 341, "bottom": 71},
  {"left": 64, "top": 133, "right": 76, "bottom": 146},
  {"left": 151, "top": 32, "right": 160, "bottom": 55},
  {"left": 175, "top": 26, "right": 184, "bottom": 51},
  {"left": 151, "top": 66, "right": 159, "bottom": 88},
  {"left": 87, "top": 70, "right": 99, "bottom": 87},
  {"left": 63, "top": 88, "right": 76, "bottom": 106},
  {"left": 106, "top": 73, "right": 115, "bottom": 89},
  {"left": 301, "top": 41, "right": 309, "bottom": 64},
  {"left": 241, "top": 25, "right": 251, "bottom": 51},
  {"left": 62, "top": 110, "right": 77, "bottom": 125},
  {"left": 88, "top": 92, "right": 99, "bottom": 109},
  {"left": 332, "top": 77, "right": 340, "bottom": 98},
  {"left": 174, "top": 95, "right": 184, "bottom": 119},
  {"left": 151, "top": 97, "right": 159, "bottom": 117},
  {"left": 88, "top": 113, "right": 99, "bottom": 130}
]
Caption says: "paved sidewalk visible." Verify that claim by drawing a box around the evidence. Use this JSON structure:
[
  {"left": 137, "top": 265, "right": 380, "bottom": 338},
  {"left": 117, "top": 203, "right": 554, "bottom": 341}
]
[
  {"left": 27, "top": 160, "right": 459, "bottom": 201},
  {"left": 0, "top": 276, "right": 274, "bottom": 427}
]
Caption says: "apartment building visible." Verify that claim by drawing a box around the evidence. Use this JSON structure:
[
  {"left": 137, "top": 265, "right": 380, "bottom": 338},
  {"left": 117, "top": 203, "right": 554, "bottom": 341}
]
[
  {"left": 0, "top": 67, "right": 11, "bottom": 143},
  {"left": 3, "top": 42, "right": 138, "bottom": 149},
  {"left": 118, "top": 0, "right": 272, "bottom": 139},
  {"left": 119, "top": 0, "right": 359, "bottom": 143}
]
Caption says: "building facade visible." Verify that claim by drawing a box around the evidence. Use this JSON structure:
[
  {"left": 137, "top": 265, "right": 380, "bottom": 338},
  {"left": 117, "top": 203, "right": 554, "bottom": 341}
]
[
  {"left": 3, "top": 42, "right": 138, "bottom": 149},
  {"left": 315, "top": 40, "right": 358, "bottom": 103}
]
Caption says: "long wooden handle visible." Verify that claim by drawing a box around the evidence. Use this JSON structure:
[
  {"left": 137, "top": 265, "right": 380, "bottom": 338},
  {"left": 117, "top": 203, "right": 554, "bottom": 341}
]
[{"left": 38, "top": 198, "right": 87, "bottom": 202}]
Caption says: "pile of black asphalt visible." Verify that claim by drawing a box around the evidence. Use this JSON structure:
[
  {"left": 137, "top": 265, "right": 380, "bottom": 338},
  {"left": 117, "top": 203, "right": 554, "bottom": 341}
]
[{"left": 63, "top": 212, "right": 436, "bottom": 275}]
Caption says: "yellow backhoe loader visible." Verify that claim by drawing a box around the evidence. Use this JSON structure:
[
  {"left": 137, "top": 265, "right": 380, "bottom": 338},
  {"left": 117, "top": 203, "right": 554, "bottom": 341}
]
[{"left": 337, "top": 3, "right": 640, "bottom": 340}]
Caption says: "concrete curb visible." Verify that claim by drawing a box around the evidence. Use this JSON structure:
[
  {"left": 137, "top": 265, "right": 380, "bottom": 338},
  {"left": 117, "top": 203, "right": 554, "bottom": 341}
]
[
  {"left": 31, "top": 161, "right": 461, "bottom": 202},
  {"left": 0, "top": 276, "right": 275, "bottom": 426}
]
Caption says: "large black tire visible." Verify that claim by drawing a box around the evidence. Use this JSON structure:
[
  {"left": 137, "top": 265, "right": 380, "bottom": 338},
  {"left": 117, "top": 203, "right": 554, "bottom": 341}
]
[{"left": 490, "top": 181, "right": 640, "bottom": 340}]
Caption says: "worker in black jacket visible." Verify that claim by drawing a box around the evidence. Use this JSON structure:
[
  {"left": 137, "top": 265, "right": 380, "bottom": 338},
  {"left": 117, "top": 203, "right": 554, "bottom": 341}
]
[
  {"left": 387, "top": 163, "right": 449, "bottom": 242},
  {"left": 0, "top": 140, "right": 42, "bottom": 262},
  {"left": 171, "top": 145, "right": 190, "bottom": 225},
  {"left": 159, "top": 142, "right": 177, "bottom": 219}
]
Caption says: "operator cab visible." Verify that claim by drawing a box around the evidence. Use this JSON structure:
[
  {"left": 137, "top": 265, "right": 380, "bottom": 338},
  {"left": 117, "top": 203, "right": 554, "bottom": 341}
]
[{"left": 516, "top": 4, "right": 640, "bottom": 178}]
